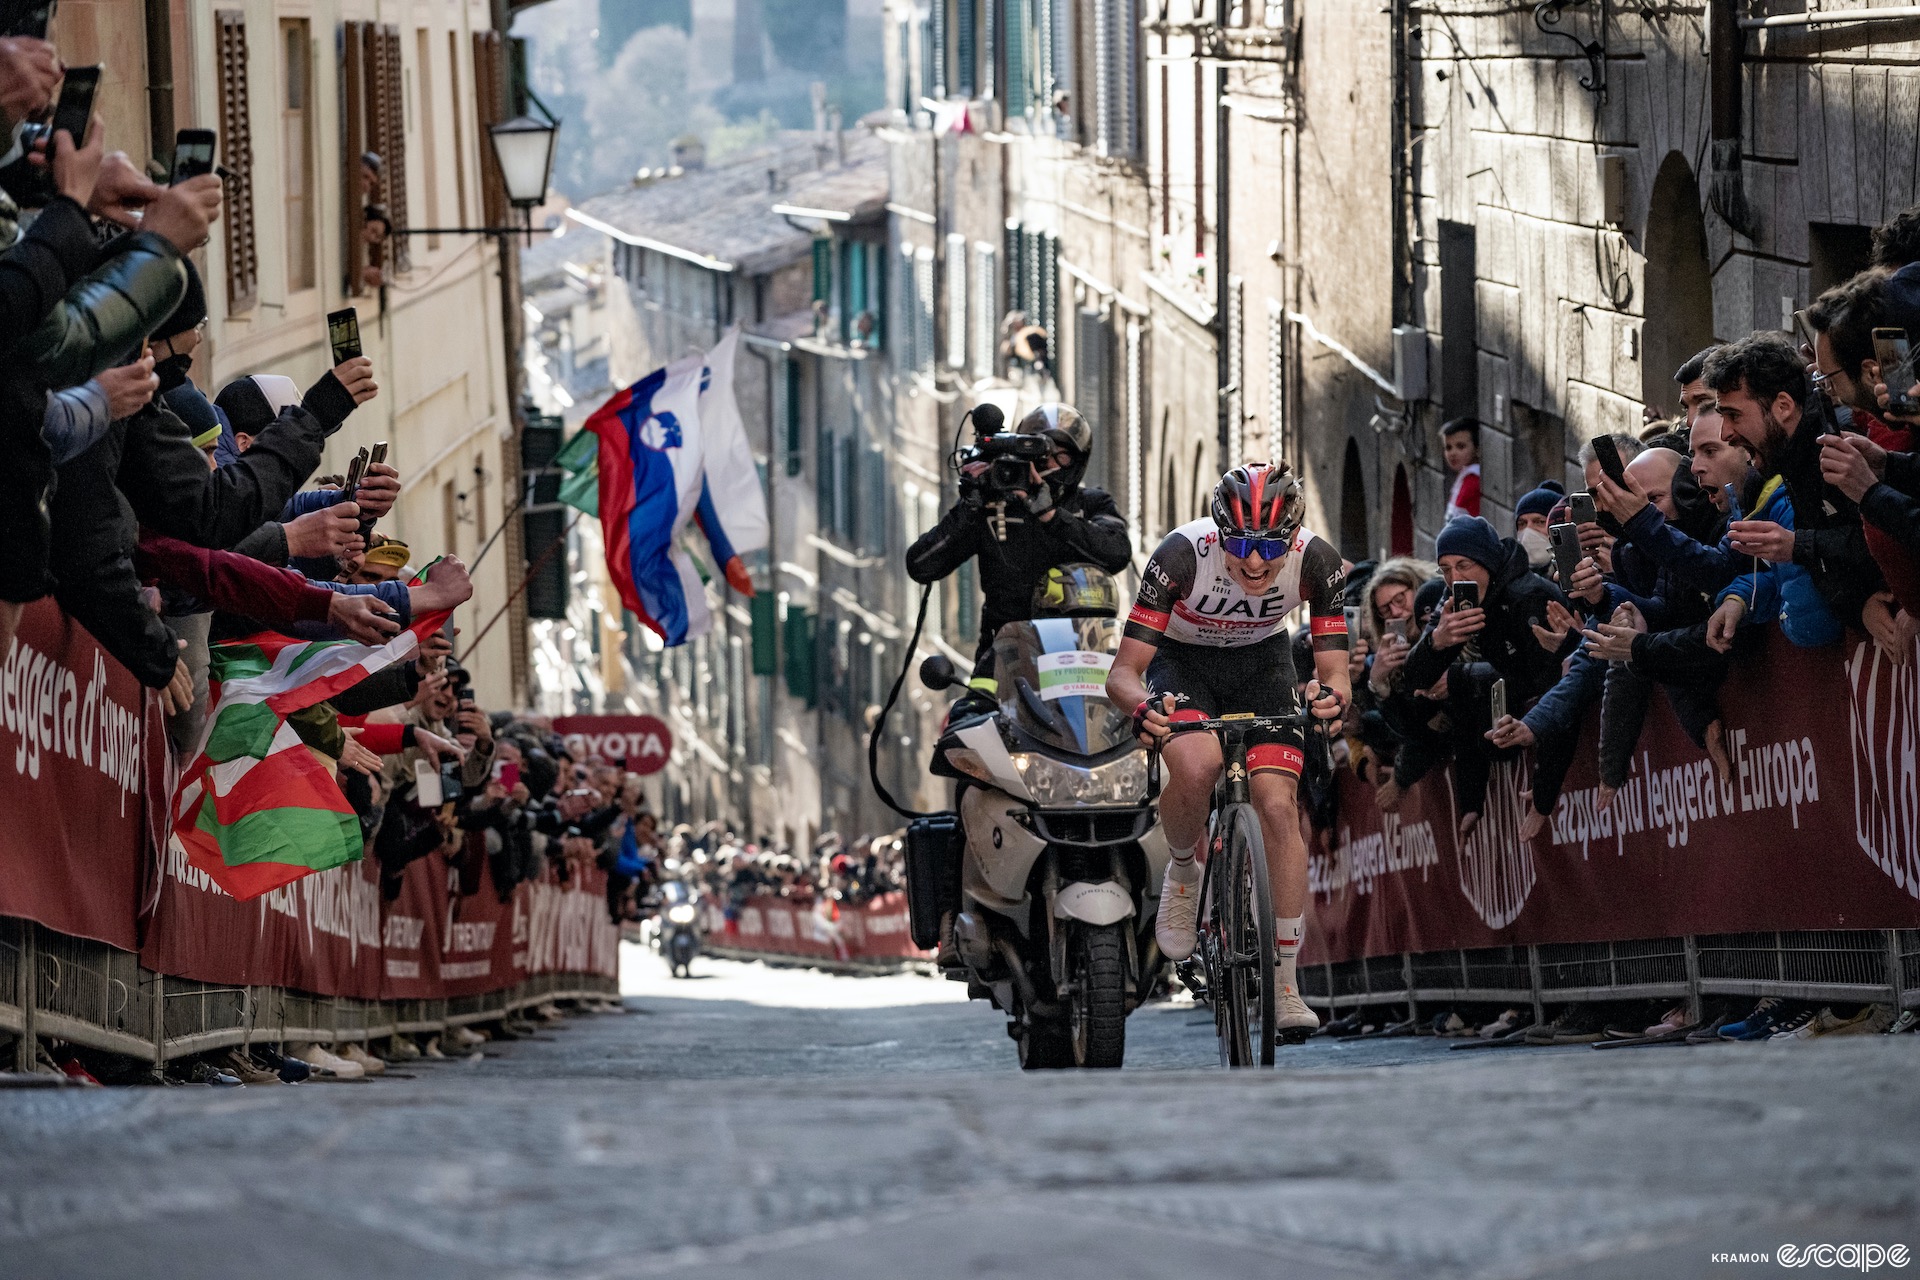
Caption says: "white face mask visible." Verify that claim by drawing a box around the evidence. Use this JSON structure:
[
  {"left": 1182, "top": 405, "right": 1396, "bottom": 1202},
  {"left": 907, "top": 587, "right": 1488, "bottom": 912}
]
[{"left": 1516, "top": 526, "right": 1552, "bottom": 571}]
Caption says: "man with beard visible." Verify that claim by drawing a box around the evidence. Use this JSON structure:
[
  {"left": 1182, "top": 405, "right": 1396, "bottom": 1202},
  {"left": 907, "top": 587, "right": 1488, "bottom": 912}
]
[{"left": 1707, "top": 332, "right": 1882, "bottom": 630}]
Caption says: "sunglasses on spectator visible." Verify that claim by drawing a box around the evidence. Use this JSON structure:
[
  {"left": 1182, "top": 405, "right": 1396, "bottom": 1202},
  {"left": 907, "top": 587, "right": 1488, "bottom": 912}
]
[{"left": 1219, "top": 533, "right": 1291, "bottom": 561}]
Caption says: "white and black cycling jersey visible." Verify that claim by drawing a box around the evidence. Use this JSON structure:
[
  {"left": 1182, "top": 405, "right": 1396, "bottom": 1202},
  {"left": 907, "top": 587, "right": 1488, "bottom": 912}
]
[{"left": 1123, "top": 517, "right": 1348, "bottom": 650}]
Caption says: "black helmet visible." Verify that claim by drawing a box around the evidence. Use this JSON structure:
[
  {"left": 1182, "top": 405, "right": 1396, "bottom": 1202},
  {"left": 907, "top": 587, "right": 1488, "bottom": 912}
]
[
  {"left": 1015, "top": 403, "right": 1092, "bottom": 493},
  {"left": 1031, "top": 564, "right": 1120, "bottom": 618},
  {"left": 1211, "top": 461, "right": 1305, "bottom": 539}
]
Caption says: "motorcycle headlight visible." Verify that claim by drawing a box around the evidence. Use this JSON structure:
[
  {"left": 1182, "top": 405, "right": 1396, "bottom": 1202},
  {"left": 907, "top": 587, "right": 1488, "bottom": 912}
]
[
  {"left": 944, "top": 746, "right": 995, "bottom": 783},
  {"left": 1010, "top": 751, "right": 1148, "bottom": 806},
  {"left": 667, "top": 904, "right": 697, "bottom": 924}
]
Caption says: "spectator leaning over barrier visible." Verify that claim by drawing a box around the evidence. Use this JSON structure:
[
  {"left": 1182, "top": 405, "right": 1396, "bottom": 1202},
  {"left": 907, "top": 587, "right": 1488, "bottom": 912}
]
[
  {"left": 1359, "top": 558, "right": 1444, "bottom": 812},
  {"left": 1709, "top": 332, "right": 1884, "bottom": 633},
  {"left": 1403, "top": 516, "right": 1577, "bottom": 839}
]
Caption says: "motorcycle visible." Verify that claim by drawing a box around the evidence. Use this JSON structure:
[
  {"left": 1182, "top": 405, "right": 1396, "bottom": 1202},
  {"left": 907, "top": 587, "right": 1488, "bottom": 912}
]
[
  {"left": 656, "top": 880, "right": 700, "bottom": 978},
  {"left": 907, "top": 567, "right": 1168, "bottom": 1069}
]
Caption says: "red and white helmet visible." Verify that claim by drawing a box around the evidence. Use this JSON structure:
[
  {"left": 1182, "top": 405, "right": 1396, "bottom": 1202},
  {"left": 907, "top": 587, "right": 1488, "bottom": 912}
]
[{"left": 1210, "top": 461, "right": 1305, "bottom": 538}]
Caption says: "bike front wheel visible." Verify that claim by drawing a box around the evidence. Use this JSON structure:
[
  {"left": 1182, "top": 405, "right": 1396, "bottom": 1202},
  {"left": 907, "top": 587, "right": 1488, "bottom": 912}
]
[{"left": 1218, "top": 802, "right": 1276, "bottom": 1067}]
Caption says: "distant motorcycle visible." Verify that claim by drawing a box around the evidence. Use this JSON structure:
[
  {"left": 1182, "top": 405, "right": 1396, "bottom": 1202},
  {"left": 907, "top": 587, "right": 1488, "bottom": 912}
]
[
  {"left": 656, "top": 881, "right": 700, "bottom": 978},
  {"left": 908, "top": 566, "right": 1169, "bottom": 1069}
]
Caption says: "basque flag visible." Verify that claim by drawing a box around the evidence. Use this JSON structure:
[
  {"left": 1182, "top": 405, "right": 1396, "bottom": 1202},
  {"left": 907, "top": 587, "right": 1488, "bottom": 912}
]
[{"left": 588, "top": 354, "right": 709, "bottom": 644}]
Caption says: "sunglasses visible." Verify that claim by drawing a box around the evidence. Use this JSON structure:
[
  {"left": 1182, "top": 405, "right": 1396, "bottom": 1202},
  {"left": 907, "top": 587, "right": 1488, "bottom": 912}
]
[{"left": 1220, "top": 534, "right": 1291, "bottom": 561}]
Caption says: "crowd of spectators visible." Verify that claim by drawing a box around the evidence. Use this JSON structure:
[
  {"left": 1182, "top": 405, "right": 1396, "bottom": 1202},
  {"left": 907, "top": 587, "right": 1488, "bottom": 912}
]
[
  {"left": 682, "top": 829, "right": 906, "bottom": 919},
  {"left": 1317, "top": 201, "right": 1920, "bottom": 846}
]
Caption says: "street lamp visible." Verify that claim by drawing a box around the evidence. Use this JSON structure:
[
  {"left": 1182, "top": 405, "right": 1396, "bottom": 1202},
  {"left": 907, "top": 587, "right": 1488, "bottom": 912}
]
[{"left": 489, "top": 113, "right": 560, "bottom": 241}]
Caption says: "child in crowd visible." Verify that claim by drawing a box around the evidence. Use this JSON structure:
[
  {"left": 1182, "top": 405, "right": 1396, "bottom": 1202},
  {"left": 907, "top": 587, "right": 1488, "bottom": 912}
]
[{"left": 1442, "top": 418, "right": 1482, "bottom": 521}]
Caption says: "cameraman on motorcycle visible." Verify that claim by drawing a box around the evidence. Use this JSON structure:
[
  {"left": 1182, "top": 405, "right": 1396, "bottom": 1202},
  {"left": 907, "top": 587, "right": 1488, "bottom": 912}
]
[{"left": 906, "top": 403, "right": 1132, "bottom": 722}]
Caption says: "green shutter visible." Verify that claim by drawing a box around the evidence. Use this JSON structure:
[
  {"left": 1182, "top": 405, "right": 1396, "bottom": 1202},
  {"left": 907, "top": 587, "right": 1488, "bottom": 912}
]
[
  {"left": 751, "top": 592, "right": 777, "bottom": 676},
  {"left": 784, "top": 607, "right": 817, "bottom": 706},
  {"left": 811, "top": 236, "right": 832, "bottom": 304},
  {"left": 783, "top": 358, "right": 802, "bottom": 476}
]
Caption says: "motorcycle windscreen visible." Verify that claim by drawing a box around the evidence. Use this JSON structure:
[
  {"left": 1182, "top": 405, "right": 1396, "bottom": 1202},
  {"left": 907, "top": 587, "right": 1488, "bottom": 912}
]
[{"left": 990, "top": 617, "right": 1133, "bottom": 756}]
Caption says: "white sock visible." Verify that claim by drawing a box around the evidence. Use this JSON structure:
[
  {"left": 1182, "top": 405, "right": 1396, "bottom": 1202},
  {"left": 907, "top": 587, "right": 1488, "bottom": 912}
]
[
  {"left": 1275, "top": 915, "right": 1304, "bottom": 991},
  {"left": 1167, "top": 836, "right": 1203, "bottom": 885}
]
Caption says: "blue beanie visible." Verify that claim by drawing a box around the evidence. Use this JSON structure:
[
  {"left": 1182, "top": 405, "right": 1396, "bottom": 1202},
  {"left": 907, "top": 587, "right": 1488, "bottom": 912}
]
[
  {"left": 1516, "top": 481, "right": 1565, "bottom": 522},
  {"left": 1435, "top": 515, "right": 1504, "bottom": 573}
]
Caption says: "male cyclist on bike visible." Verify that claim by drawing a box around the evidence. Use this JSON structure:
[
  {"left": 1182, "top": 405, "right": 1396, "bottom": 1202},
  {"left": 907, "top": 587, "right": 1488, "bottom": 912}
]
[{"left": 1105, "top": 462, "right": 1350, "bottom": 1040}]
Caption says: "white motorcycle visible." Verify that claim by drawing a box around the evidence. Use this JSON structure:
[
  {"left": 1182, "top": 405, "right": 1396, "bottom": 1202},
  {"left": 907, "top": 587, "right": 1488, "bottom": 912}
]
[{"left": 906, "top": 567, "right": 1169, "bottom": 1069}]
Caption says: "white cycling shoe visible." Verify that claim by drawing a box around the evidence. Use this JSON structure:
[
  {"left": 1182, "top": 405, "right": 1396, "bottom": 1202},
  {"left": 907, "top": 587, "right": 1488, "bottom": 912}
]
[
  {"left": 1275, "top": 985, "right": 1321, "bottom": 1043},
  {"left": 1155, "top": 863, "right": 1200, "bottom": 961}
]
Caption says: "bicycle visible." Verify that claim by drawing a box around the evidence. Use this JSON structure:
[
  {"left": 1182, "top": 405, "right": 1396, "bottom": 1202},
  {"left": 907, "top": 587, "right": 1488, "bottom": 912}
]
[{"left": 1149, "top": 709, "right": 1331, "bottom": 1068}]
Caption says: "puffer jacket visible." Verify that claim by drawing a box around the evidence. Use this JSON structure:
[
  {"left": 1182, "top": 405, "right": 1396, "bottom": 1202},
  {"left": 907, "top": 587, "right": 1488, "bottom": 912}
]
[
  {"left": 1715, "top": 478, "right": 1845, "bottom": 648},
  {"left": 1401, "top": 540, "right": 1576, "bottom": 710}
]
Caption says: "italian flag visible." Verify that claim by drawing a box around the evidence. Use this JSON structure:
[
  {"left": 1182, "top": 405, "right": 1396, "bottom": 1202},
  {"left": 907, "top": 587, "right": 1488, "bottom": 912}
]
[{"left": 171, "top": 595, "right": 452, "bottom": 901}]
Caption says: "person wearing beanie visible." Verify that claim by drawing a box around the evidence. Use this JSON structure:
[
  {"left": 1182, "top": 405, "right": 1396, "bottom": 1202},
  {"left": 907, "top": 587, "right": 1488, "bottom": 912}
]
[
  {"left": 1514, "top": 482, "right": 1565, "bottom": 535},
  {"left": 1402, "top": 516, "right": 1580, "bottom": 840}
]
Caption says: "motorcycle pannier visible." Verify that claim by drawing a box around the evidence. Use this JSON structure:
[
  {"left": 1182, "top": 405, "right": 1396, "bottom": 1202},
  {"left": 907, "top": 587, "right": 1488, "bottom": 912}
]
[{"left": 903, "top": 813, "right": 964, "bottom": 950}]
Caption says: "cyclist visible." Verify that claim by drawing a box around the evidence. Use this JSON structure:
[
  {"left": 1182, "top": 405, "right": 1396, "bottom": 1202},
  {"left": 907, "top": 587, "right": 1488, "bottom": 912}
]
[{"left": 1105, "top": 462, "right": 1350, "bottom": 1041}]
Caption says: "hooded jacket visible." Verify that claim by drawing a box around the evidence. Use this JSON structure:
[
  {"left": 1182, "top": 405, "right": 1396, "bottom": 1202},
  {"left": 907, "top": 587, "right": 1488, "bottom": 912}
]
[
  {"left": 1401, "top": 539, "right": 1575, "bottom": 709},
  {"left": 1774, "top": 400, "right": 1882, "bottom": 625}
]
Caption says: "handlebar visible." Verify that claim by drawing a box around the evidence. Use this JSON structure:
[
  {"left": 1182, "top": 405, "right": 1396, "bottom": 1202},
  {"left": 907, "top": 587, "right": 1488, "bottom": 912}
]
[{"left": 1142, "top": 705, "right": 1341, "bottom": 801}]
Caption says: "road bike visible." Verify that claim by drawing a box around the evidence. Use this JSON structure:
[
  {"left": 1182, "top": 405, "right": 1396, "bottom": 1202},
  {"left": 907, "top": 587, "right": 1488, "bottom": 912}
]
[{"left": 1151, "top": 710, "right": 1329, "bottom": 1068}]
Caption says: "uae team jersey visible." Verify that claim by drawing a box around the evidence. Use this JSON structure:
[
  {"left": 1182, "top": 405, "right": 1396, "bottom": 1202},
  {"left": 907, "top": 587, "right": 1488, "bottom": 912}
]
[{"left": 1124, "top": 517, "right": 1349, "bottom": 649}]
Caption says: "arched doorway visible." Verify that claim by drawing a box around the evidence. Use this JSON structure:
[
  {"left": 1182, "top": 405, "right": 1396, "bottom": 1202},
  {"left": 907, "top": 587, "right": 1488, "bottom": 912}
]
[
  {"left": 1641, "top": 152, "right": 1716, "bottom": 413},
  {"left": 1390, "top": 463, "right": 1414, "bottom": 556},
  {"left": 1339, "top": 437, "right": 1369, "bottom": 561}
]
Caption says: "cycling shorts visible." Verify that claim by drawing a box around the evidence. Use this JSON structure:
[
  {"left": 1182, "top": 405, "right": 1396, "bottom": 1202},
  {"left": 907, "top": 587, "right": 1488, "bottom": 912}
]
[{"left": 1143, "top": 632, "right": 1305, "bottom": 777}]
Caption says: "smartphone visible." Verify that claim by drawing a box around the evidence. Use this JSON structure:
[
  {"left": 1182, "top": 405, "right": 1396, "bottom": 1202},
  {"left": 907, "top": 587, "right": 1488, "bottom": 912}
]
[
  {"left": 1450, "top": 580, "right": 1480, "bottom": 611},
  {"left": 49, "top": 65, "right": 100, "bottom": 147},
  {"left": 369, "top": 440, "right": 388, "bottom": 466},
  {"left": 1590, "top": 435, "right": 1629, "bottom": 488},
  {"left": 413, "top": 758, "right": 443, "bottom": 808},
  {"left": 341, "top": 449, "right": 367, "bottom": 498},
  {"left": 1722, "top": 481, "right": 1742, "bottom": 516},
  {"left": 494, "top": 760, "right": 521, "bottom": 792},
  {"left": 1570, "top": 491, "right": 1598, "bottom": 526},
  {"left": 439, "top": 757, "right": 465, "bottom": 804},
  {"left": 1391, "top": 617, "right": 1414, "bottom": 645},
  {"left": 3, "top": 0, "right": 57, "bottom": 38},
  {"left": 1548, "top": 522, "right": 1581, "bottom": 584},
  {"left": 1490, "top": 678, "right": 1508, "bottom": 726},
  {"left": 1343, "top": 605, "right": 1362, "bottom": 640},
  {"left": 169, "top": 128, "right": 216, "bottom": 184},
  {"left": 1872, "top": 327, "right": 1919, "bottom": 417},
  {"left": 327, "top": 307, "right": 363, "bottom": 365},
  {"left": 1793, "top": 307, "right": 1818, "bottom": 356}
]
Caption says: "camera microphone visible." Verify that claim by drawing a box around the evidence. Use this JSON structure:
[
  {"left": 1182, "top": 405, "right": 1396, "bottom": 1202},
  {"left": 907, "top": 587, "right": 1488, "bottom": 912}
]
[{"left": 970, "top": 403, "right": 1005, "bottom": 438}]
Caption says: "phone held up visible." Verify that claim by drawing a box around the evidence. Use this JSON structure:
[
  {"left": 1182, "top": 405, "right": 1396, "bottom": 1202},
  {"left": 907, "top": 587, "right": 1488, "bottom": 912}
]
[
  {"left": 327, "top": 307, "right": 363, "bottom": 365},
  {"left": 1548, "top": 523, "right": 1581, "bottom": 585},
  {"left": 1450, "top": 580, "right": 1480, "bottom": 612},
  {"left": 1872, "top": 327, "right": 1919, "bottom": 418},
  {"left": 2, "top": 0, "right": 57, "bottom": 38},
  {"left": 170, "top": 128, "right": 216, "bottom": 184},
  {"left": 1490, "top": 678, "right": 1508, "bottom": 726},
  {"left": 1590, "top": 434, "right": 1629, "bottom": 488},
  {"left": 49, "top": 65, "right": 99, "bottom": 148},
  {"left": 1569, "top": 491, "right": 1599, "bottom": 526}
]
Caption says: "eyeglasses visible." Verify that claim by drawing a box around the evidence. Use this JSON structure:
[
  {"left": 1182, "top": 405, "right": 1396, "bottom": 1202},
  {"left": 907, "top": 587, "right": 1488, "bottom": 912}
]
[{"left": 1220, "top": 534, "right": 1290, "bottom": 561}]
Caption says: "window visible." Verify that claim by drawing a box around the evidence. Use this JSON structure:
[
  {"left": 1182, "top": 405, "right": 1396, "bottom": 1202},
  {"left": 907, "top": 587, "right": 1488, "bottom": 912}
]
[
  {"left": 342, "top": 22, "right": 413, "bottom": 291},
  {"left": 472, "top": 31, "right": 508, "bottom": 228},
  {"left": 1438, "top": 219, "right": 1477, "bottom": 421},
  {"left": 281, "top": 20, "right": 314, "bottom": 291},
  {"left": 1005, "top": 0, "right": 1029, "bottom": 116},
  {"left": 782, "top": 357, "right": 802, "bottom": 476},
  {"left": 915, "top": 246, "right": 935, "bottom": 373},
  {"left": 442, "top": 477, "right": 459, "bottom": 556},
  {"left": 416, "top": 29, "right": 440, "bottom": 251},
  {"left": 811, "top": 236, "right": 832, "bottom": 305},
  {"left": 945, "top": 232, "right": 967, "bottom": 368},
  {"left": 1224, "top": 274, "right": 1243, "bottom": 463},
  {"left": 899, "top": 241, "right": 920, "bottom": 370},
  {"left": 971, "top": 242, "right": 996, "bottom": 377},
  {"left": 216, "top": 11, "right": 257, "bottom": 312},
  {"left": 448, "top": 32, "right": 469, "bottom": 226},
  {"left": 1093, "top": 0, "right": 1139, "bottom": 158},
  {"left": 1266, "top": 297, "right": 1287, "bottom": 463},
  {"left": 956, "top": 0, "right": 976, "bottom": 98},
  {"left": 1075, "top": 305, "right": 1109, "bottom": 456}
]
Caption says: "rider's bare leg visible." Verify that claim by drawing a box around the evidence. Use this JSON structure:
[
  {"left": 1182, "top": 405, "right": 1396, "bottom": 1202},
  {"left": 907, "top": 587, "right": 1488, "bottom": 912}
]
[
  {"left": 1250, "top": 769, "right": 1316, "bottom": 1025},
  {"left": 1158, "top": 731, "right": 1223, "bottom": 857}
]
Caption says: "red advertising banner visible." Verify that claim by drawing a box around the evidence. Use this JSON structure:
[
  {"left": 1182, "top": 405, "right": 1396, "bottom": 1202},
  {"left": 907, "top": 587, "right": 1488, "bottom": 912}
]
[
  {"left": 0, "top": 601, "right": 164, "bottom": 951},
  {"left": 552, "top": 714, "right": 673, "bottom": 775},
  {"left": 1304, "top": 631, "right": 1920, "bottom": 965},
  {"left": 380, "top": 853, "right": 450, "bottom": 1002},
  {"left": 709, "top": 891, "right": 930, "bottom": 963}
]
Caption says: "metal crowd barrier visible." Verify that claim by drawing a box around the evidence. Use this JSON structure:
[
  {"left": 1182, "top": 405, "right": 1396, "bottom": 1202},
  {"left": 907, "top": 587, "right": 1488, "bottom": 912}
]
[
  {"left": 1300, "top": 929, "right": 1920, "bottom": 1023},
  {"left": 0, "top": 917, "right": 619, "bottom": 1072}
]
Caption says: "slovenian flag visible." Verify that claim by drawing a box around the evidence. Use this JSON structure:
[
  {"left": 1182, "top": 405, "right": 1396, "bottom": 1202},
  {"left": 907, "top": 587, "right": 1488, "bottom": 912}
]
[{"left": 171, "top": 590, "right": 454, "bottom": 900}]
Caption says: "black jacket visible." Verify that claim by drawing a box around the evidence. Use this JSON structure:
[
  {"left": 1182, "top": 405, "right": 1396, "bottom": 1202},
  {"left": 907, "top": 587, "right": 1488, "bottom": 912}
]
[
  {"left": 0, "top": 196, "right": 101, "bottom": 350},
  {"left": 1402, "top": 540, "right": 1575, "bottom": 709},
  {"left": 1776, "top": 409, "right": 1882, "bottom": 625},
  {"left": 905, "top": 485, "right": 1131, "bottom": 664}
]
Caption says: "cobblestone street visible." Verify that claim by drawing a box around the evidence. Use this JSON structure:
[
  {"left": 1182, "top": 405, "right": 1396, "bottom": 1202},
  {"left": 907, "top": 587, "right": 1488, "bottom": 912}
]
[{"left": 2, "top": 946, "right": 1915, "bottom": 1280}]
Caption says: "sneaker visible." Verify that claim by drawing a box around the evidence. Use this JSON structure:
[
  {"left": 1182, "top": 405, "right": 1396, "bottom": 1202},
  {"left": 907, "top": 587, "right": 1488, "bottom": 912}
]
[
  {"left": 223, "top": 1051, "right": 282, "bottom": 1085},
  {"left": 1317, "top": 1010, "right": 1363, "bottom": 1038},
  {"left": 421, "top": 1035, "right": 447, "bottom": 1060},
  {"left": 57, "top": 1057, "right": 102, "bottom": 1086},
  {"left": 1275, "top": 987, "right": 1321, "bottom": 1044},
  {"left": 1768, "top": 1008, "right": 1820, "bottom": 1040},
  {"left": 1685, "top": 1013, "right": 1733, "bottom": 1044},
  {"left": 1788, "top": 1005, "right": 1889, "bottom": 1040},
  {"left": 257, "top": 1049, "right": 310, "bottom": 1083},
  {"left": 1430, "top": 1011, "right": 1467, "bottom": 1037},
  {"left": 1718, "top": 998, "right": 1786, "bottom": 1041},
  {"left": 1523, "top": 1009, "right": 1572, "bottom": 1044},
  {"left": 294, "top": 1043, "right": 365, "bottom": 1080},
  {"left": 1154, "top": 863, "right": 1200, "bottom": 962},
  {"left": 382, "top": 1035, "right": 421, "bottom": 1063},
  {"left": 1548, "top": 1006, "right": 1608, "bottom": 1044},
  {"left": 1480, "top": 1008, "right": 1529, "bottom": 1039},
  {"left": 1885, "top": 1009, "right": 1918, "bottom": 1035},
  {"left": 337, "top": 1043, "right": 386, "bottom": 1076},
  {"left": 532, "top": 1003, "right": 564, "bottom": 1022},
  {"left": 1641, "top": 1006, "right": 1695, "bottom": 1039}
]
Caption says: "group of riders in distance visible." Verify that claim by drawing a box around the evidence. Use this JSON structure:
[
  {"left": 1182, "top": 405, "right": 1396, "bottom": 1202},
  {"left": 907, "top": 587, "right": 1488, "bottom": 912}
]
[{"left": 902, "top": 400, "right": 1348, "bottom": 1068}]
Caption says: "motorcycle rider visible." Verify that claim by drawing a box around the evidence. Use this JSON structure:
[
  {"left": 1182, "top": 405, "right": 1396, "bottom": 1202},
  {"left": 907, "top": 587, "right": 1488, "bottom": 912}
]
[
  {"left": 906, "top": 404, "right": 1132, "bottom": 722},
  {"left": 1105, "top": 462, "right": 1350, "bottom": 1041}
]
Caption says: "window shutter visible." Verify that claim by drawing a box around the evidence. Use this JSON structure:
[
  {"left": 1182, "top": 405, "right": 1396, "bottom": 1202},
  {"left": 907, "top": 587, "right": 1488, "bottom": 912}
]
[
  {"left": 811, "top": 236, "right": 831, "bottom": 304},
  {"left": 899, "top": 241, "right": 919, "bottom": 370},
  {"left": 473, "top": 31, "right": 508, "bottom": 230},
  {"left": 914, "top": 246, "right": 935, "bottom": 374},
  {"left": 340, "top": 21, "right": 368, "bottom": 295},
  {"left": 928, "top": 0, "right": 946, "bottom": 99},
  {"left": 1266, "top": 298, "right": 1286, "bottom": 464},
  {"left": 945, "top": 232, "right": 967, "bottom": 369},
  {"left": 376, "top": 25, "right": 411, "bottom": 274},
  {"left": 216, "top": 11, "right": 257, "bottom": 313},
  {"left": 971, "top": 242, "right": 996, "bottom": 377},
  {"left": 980, "top": 0, "right": 996, "bottom": 100},
  {"left": 1075, "top": 307, "right": 1109, "bottom": 450},
  {"left": 1004, "top": 0, "right": 1028, "bottom": 116},
  {"left": 781, "top": 356, "right": 802, "bottom": 476},
  {"left": 956, "top": 0, "right": 976, "bottom": 98},
  {"left": 1225, "top": 273, "right": 1244, "bottom": 463},
  {"left": 750, "top": 592, "right": 777, "bottom": 676}
]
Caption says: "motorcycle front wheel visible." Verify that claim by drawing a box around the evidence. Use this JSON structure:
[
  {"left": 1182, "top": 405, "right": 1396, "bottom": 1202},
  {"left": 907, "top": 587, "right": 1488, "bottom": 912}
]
[{"left": 1069, "top": 923, "right": 1127, "bottom": 1068}]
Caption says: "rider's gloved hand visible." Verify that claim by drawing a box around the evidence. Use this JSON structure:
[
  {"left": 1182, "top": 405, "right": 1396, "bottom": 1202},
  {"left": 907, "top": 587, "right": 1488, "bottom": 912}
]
[
  {"left": 1305, "top": 680, "right": 1347, "bottom": 736},
  {"left": 1131, "top": 693, "right": 1176, "bottom": 746}
]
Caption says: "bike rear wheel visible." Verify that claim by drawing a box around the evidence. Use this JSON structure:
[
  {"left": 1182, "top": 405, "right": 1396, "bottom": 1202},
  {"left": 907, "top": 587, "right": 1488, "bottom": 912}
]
[{"left": 1219, "top": 803, "right": 1276, "bottom": 1068}]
